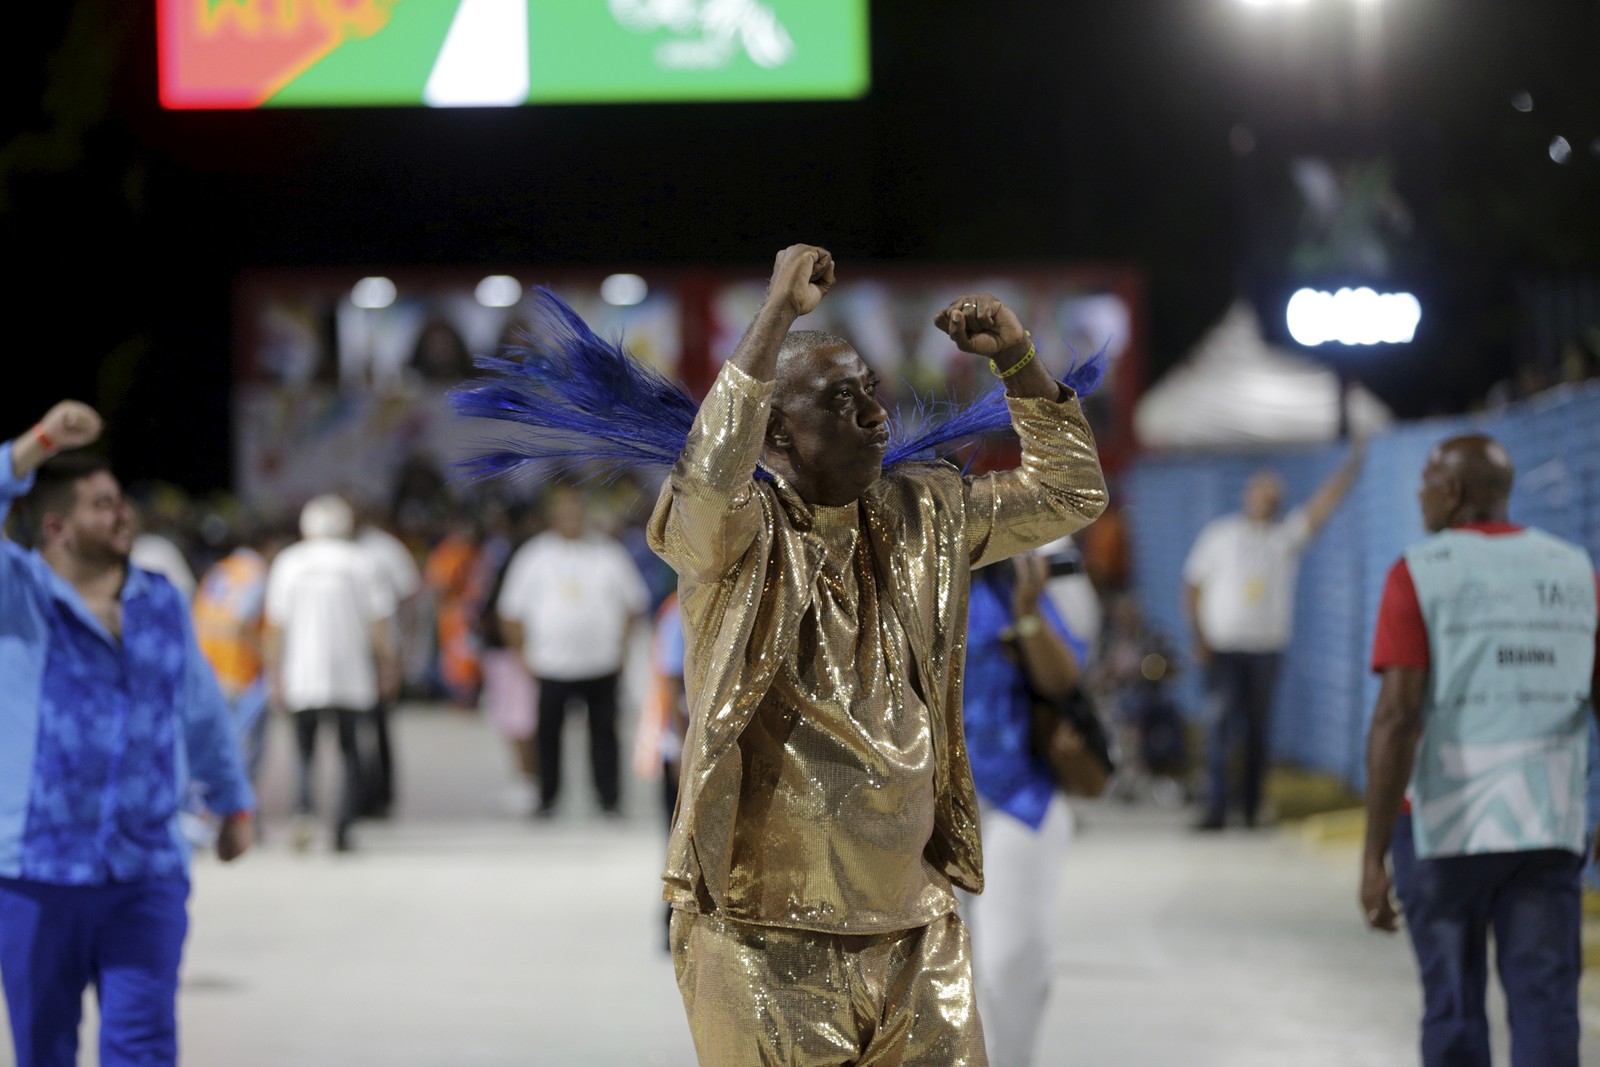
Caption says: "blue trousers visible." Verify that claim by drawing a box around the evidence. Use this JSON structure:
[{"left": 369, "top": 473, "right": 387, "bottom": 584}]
[
  {"left": 1390, "top": 814, "right": 1582, "bottom": 1067},
  {"left": 0, "top": 877, "right": 190, "bottom": 1067},
  {"left": 1201, "top": 651, "right": 1280, "bottom": 824}
]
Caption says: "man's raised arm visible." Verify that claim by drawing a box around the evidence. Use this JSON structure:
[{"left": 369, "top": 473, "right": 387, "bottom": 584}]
[
  {"left": 726, "top": 244, "right": 834, "bottom": 384},
  {"left": 942, "top": 295, "right": 1109, "bottom": 568},
  {"left": 648, "top": 245, "right": 835, "bottom": 582}
]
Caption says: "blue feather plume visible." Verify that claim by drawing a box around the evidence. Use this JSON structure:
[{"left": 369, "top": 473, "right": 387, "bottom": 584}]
[
  {"left": 450, "top": 288, "right": 700, "bottom": 483},
  {"left": 452, "top": 289, "right": 1108, "bottom": 484}
]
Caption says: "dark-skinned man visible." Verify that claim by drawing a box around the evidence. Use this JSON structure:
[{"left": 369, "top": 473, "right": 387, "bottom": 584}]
[
  {"left": 647, "top": 245, "right": 1107, "bottom": 1066},
  {"left": 1361, "top": 434, "right": 1599, "bottom": 1067},
  {"left": 0, "top": 401, "right": 254, "bottom": 1067}
]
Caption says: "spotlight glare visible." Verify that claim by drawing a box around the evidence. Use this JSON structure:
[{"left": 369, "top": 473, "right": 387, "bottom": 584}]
[
  {"left": 475, "top": 275, "right": 523, "bottom": 308},
  {"left": 600, "top": 273, "right": 649, "bottom": 307},
  {"left": 351, "top": 276, "right": 397, "bottom": 310},
  {"left": 1549, "top": 136, "right": 1573, "bottom": 164},
  {"left": 1286, "top": 287, "right": 1421, "bottom": 347}
]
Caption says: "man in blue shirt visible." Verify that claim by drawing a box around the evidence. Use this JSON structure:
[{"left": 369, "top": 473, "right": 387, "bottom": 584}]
[
  {"left": 0, "top": 400, "right": 254, "bottom": 1067},
  {"left": 962, "top": 551, "right": 1103, "bottom": 1067}
]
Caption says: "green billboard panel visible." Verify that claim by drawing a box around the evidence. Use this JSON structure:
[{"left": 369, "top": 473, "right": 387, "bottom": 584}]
[
  {"left": 528, "top": 2, "right": 870, "bottom": 104},
  {"left": 159, "top": 1, "right": 870, "bottom": 110}
]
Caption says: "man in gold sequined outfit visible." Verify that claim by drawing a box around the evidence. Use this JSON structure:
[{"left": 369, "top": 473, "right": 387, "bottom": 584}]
[{"left": 648, "top": 244, "right": 1108, "bottom": 1066}]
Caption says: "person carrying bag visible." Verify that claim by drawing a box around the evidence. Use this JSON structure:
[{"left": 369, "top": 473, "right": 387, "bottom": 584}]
[{"left": 961, "top": 550, "right": 1114, "bottom": 1067}]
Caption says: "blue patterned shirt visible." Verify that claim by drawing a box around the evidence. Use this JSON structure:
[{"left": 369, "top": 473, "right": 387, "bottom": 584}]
[
  {"left": 963, "top": 569, "right": 1088, "bottom": 830},
  {"left": 0, "top": 444, "right": 253, "bottom": 884}
]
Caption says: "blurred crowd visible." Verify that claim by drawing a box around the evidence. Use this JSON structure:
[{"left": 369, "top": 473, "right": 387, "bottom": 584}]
[{"left": 92, "top": 467, "right": 1202, "bottom": 840}]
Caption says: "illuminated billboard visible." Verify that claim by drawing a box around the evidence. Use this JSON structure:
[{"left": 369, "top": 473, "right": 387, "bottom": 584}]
[{"left": 157, "top": 1, "right": 870, "bottom": 109}]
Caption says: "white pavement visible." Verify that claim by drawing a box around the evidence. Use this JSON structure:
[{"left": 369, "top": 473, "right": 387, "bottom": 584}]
[{"left": 6, "top": 705, "right": 1598, "bottom": 1066}]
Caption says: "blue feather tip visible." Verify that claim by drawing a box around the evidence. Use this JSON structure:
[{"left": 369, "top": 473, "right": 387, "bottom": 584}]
[
  {"left": 883, "top": 340, "right": 1110, "bottom": 465},
  {"left": 1061, "top": 340, "right": 1110, "bottom": 400}
]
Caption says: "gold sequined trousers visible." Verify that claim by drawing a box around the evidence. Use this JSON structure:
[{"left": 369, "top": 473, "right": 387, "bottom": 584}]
[{"left": 670, "top": 910, "right": 988, "bottom": 1067}]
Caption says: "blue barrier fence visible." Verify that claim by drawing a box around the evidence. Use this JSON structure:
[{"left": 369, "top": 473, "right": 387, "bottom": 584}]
[{"left": 1123, "top": 380, "right": 1600, "bottom": 793}]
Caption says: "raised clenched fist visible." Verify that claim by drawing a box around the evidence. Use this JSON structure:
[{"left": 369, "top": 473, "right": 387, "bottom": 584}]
[
  {"left": 934, "top": 295, "right": 1028, "bottom": 360},
  {"left": 766, "top": 244, "right": 836, "bottom": 318},
  {"left": 37, "top": 400, "right": 103, "bottom": 452}
]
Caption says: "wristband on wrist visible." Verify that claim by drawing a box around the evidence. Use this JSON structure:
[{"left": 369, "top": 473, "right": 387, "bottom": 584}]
[
  {"left": 31, "top": 424, "right": 57, "bottom": 454},
  {"left": 990, "top": 331, "right": 1036, "bottom": 380},
  {"left": 224, "top": 810, "right": 253, "bottom": 823}
]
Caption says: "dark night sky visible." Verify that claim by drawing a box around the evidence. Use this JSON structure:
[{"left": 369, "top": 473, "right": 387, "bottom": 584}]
[{"left": 2, "top": 1, "right": 1597, "bottom": 493}]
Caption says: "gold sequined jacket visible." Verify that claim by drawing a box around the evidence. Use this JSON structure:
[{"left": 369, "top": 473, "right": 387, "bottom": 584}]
[{"left": 647, "top": 362, "right": 1107, "bottom": 909}]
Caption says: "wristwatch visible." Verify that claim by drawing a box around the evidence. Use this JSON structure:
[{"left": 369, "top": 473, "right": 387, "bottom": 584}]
[{"left": 1013, "top": 613, "right": 1043, "bottom": 638}]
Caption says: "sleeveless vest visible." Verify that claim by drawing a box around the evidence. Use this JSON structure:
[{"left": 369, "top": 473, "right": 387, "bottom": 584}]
[{"left": 1405, "top": 528, "right": 1596, "bottom": 858}]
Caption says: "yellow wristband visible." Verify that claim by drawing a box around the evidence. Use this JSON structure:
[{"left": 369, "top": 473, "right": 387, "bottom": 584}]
[{"left": 990, "top": 332, "right": 1036, "bottom": 379}]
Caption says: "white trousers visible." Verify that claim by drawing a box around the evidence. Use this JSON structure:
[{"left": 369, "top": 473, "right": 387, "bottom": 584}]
[{"left": 959, "top": 795, "right": 1074, "bottom": 1067}]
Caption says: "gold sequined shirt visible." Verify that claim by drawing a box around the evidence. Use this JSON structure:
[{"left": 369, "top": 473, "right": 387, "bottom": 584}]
[
  {"left": 648, "top": 361, "right": 1106, "bottom": 932},
  {"left": 725, "top": 499, "right": 954, "bottom": 932}
]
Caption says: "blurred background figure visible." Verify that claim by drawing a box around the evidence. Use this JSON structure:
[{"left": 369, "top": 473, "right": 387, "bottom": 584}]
[
  {"left": 354, "top": 501, "right": 423, "bottom": 818},
  {"left": 961, "top": 551, "right": 1106, "bottom": 1067},
  {"left": 1092, "top": 591, "right": 1190, "bottom": 807},
  {"left": 497, "top": 485, "right": 649, "bottom": 819},
  {"left": 424, "top": 513, "right": 484, "bottom": 709},
  {"left": 128, "top": 486, "right": 198, "bottom": 601},
  {"left": 1182, "top": 441, "right": 1364, "bottom": 830},
  {"left": 192, "top": 512, "right": 294, "bottom": 787},
  {"left": 473, "top": 502, "right": 540, "bottom": 814},
  {"left": 632, "top": 589, "right": 688, "bottom": 949},
  {"left": 265, "top": 494, "right": 397, "bottom": 852},
  {"left": 408, "top": 317, "right": 475, "bottom": 385}
]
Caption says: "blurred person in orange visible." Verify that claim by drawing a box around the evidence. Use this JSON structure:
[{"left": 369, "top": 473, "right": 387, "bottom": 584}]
[
  {"left": 265, "top": 495, "right": 397, "bottom": 852},
  {"left": 0, "top": 401, "right": 253, "bottom": 1067},
  {"left": 192, "top": 514, "right": 293, "bottom": 784},
  {"left": 648, "top": 246, "right": 1106, "bottom": 1066},
  {"left": 425, "top": 513, "right": 483, "bottom": 708}
]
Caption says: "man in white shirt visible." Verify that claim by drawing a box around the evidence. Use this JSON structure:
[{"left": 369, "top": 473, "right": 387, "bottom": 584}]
[
  {"left": 498, "top": 486, "right": 648, "bottom": 818},
  {"left": 265, "top": 495, "right": 397, "bottom": 851},
  {"left": 355, "top": 508, "right": 421, "bottom": 816},
  {"left": 1182, "top": 442, "right": 1363, "bottom": 829}
]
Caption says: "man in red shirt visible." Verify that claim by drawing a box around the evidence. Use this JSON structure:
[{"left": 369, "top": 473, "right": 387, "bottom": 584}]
[{"left": 1362, "top": 434, "right": 1599, "bottom": 1067}]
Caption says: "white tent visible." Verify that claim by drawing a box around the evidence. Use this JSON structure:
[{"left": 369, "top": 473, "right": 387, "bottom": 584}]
[{"left": 1134, "top": 300, "right": 1394, "bottom": 449}]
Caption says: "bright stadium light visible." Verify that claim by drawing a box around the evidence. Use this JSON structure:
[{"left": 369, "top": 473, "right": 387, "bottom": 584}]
[
  {"left": 351, "top": 276, "right": 397, "bottom": 310},
  {"left": 600, "top": 273, "right": 649, "bottom": 307},
  {"left": 475, "top": 275, "right": 523, "bottom": 308},
  {"left": 1286, "top": 287, "right": 1421, "bottom": 346}
]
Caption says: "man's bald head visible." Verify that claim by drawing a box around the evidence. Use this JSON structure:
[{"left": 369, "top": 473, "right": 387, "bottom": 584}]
[
  {"left": 773, "top": 330, "right": 853, "bottom": 401},
  {"left": 1418, "top": 433, "right": 1515, "bottom": 532}
]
